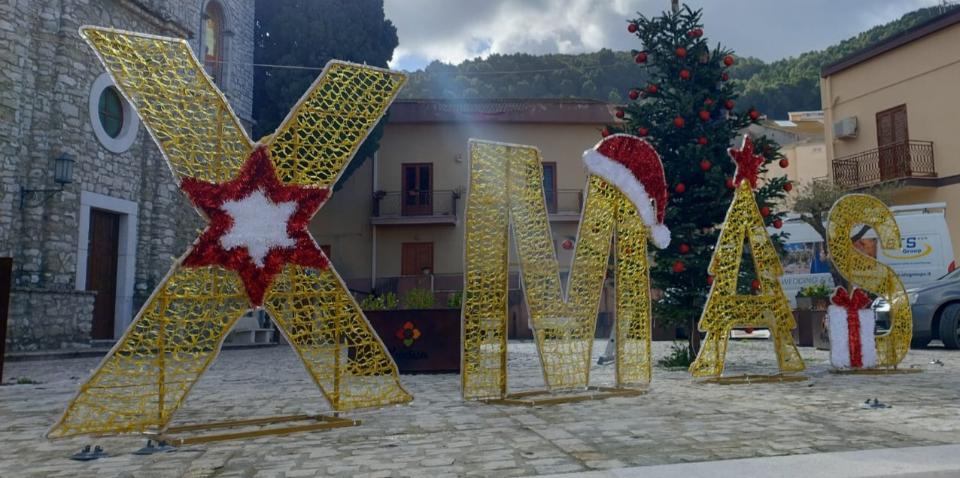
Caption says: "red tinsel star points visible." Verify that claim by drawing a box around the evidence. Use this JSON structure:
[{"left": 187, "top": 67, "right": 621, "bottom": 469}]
[
  {"left": 728, "top": 136, "right": 764, "bottom": 190},
  {"left": 180, "top": 146, "right": 330, "bottom": 306}
]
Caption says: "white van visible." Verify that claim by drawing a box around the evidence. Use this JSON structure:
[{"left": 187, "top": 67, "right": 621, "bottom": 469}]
[{"left": 773, "top": 202, "right": 955, "bottom": 307}]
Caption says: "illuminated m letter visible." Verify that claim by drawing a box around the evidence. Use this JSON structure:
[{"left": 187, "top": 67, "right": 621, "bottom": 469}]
[{"left": 461, "top": 136, "right": 669, "bottom": 400}]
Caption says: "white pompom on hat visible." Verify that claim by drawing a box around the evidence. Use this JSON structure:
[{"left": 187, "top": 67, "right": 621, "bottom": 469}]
[{"left": 582, "top": 133, "right": 671, "bottom": 248}]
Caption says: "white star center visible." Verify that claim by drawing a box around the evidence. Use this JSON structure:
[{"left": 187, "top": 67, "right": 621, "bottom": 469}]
[{"left": 220, "top": 189, "right": 298, "bottom": 267}]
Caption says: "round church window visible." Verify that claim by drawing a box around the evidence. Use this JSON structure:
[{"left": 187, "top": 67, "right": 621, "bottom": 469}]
[
  {"left": 88, "top": 73, "right": 140, "bottom": 153},
  {"left": 98, "top": 87, "right": 124, "bottom": 138}
]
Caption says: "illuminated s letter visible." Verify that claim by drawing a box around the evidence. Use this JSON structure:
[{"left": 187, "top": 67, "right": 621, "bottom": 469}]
[{"left": 827, "top": 194, "right": 912, "bottom": 368}]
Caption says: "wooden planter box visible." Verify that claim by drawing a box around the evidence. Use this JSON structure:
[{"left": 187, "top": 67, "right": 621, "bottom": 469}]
[{"left": 364, "top": 309, "right": 460, "bottom": 373}]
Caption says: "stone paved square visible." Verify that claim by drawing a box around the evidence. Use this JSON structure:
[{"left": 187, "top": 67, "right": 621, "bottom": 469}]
[{"left": 2, "top": 340, "right": 959, "bottom": 477}]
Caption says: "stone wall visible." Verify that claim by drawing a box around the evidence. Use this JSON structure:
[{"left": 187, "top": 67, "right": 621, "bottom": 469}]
[
  {"left": 6, "top": 288, "right": 95, "bottom": 351},
  {"left": 0, "top": 0, "right": 254, "bottom": 350}
]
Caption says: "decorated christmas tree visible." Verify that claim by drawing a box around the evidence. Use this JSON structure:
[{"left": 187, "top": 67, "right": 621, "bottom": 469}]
[{"left": 610, "top": 6, "right": 791, "bottom": 353}]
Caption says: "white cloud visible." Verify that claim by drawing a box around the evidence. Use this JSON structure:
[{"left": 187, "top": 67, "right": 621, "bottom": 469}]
[{"left": 385, "top": 0, "right": 949, "bottom": 70}]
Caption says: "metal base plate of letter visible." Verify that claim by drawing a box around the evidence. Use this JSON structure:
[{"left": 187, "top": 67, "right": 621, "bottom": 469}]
[
  {"left": 482, "top": 386, "right": 647, "bottom": 406},
  {"left": 155, "top": 414, "right": 359, "bottom": 445}
]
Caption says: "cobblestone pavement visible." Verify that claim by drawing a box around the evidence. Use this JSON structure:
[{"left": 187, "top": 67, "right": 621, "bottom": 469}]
[{"left": 1, "top": 340, "right": 959, "bottom": 477}]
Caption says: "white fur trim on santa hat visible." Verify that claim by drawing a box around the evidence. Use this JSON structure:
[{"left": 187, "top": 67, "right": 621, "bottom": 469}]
[
  {"left": 827, "top": 304, "right": 878, "bottom": 369},
  {"left": 582, "top": 148, "right": 670, "bottom": 249}
]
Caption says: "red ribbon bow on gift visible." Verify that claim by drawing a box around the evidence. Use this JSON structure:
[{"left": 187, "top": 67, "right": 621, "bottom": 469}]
[{"left": 831, "top": 286, "right": 871, "bottom": 368}]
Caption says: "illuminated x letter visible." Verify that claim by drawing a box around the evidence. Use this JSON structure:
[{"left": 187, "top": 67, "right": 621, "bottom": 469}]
[
  {"left": 49, "top": 27, "right": 410, "bottom": 438},
  {"left": 462, "top": 137, "right": 669, "bottom": 400}
]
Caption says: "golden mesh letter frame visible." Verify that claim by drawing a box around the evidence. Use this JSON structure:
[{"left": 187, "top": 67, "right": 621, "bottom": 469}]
[
  {"left": 461, "top": 140, "right": 657, "bottom": 401},
  {"left": 827, "top": 194, "right": 912, "bottom": 369},
  {"left": 48, "top": 27, "right": 411, "bottom": 439},
  {"left": 689, "top": 180, "right": 805, "bottom": 379}
]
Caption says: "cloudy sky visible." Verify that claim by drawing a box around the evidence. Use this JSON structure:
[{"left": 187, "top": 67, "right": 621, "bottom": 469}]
[{"left": 384, "top": 0, "right": 946, "bottom": 71}]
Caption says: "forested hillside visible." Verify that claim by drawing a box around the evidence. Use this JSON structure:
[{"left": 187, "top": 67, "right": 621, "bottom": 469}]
[{"left": 400, "top": 5, "right": 957, "bottom": 118}]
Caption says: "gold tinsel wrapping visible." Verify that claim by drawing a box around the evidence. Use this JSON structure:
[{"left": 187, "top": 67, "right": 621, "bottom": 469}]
[
  {"left": 689, "top": 181, "right": 805, "bottom": 378},
  {"left": 461, "top": 140, "right": 652, "bottom": 400},
  {"left": 827, "top": 194, "right": 912, "bottom": 367},
  {"left": 48, "top": 27, "right": 410, "bottom": 439}
]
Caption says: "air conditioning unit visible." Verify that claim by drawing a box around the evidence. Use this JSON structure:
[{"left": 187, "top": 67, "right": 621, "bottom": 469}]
[{"left": 833, "top": 116, "right": 858, "bottom": 139}]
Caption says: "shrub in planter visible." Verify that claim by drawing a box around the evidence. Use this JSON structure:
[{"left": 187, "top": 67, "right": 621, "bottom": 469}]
[
  {"left": 446, "top": 291, "right": 462, "bottom": 309},
  {"left": 403, "top": 288, "right": 435, "bottom": 309},
  {"left": 359, "top": 292, "right": 398, "bottom": 311},
  {"left": 797, "top": 282, "right": 831, "bottom": 310}
]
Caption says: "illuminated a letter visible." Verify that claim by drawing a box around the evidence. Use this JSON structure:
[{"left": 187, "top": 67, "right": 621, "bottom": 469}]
[{"left": 690, "top": 137, "right": 804, "bottom": 378}]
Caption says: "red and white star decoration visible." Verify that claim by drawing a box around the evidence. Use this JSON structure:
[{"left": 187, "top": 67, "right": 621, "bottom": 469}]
[
  {"left": 727, "top": 136, "right": 765, "bottom": 190},
  {"left": 180, "top": 146, "right": 330, "bottom": 306}
]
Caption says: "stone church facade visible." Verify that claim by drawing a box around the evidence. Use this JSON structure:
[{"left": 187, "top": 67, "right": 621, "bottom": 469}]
[{"left": 0, "top": 0, "right": 255, "bottom": 350}]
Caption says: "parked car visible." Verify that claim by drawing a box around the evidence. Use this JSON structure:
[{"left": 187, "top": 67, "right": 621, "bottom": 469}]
[{"left": 874, "top": 268, "right": 960, "bottom": 349}]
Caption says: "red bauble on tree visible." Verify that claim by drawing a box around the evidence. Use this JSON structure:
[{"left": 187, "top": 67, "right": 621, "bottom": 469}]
[
  {"left": 679, "top": 69, "right": 691, "bottom": 80},
  {"left": 674, "top": 182, "right": 686, "bottom": 194},
  {"left": 773, "top": 219, "right": 783, "bottom": 229},
  {"left": 760, "top": 206, "right": 771, "bottom": 217},
  {"left": 707, "top": 275, "right": 714, "bottom": 285},
  {"left": 615, "top": 109, "right": 625, "bottom": 119},
  {"left": 601, "top": 128, "right": 611, "bottom": 137},
  {"left": 627, "top": 22, "right": 638, "bottom": 33},
  {"left": 749, "top": 109, "right": 761, "bottom": 121},
  {"left": 724, "top": 99, "right": 735, "bottom": 110},
  {"left": 672, "top": 261, "right": 686, "bottom": 273},
  {"left": 725, "top": 178, "right": 736, "bottom": 189},
  {"left": 704, "top": 98, "right": 714, "bottom": 107},
  {"left": 697, "top": 136, "right": 708, "bottom": 145},
  {"left": 637, "top": 127, "right": 649, "bottom": 136},
  {"left": 699, "top": 110, "right": 711, "bottom": 122},
  {"left": 751, "top": 279, "right": 761, "bottom": 290},
  {"left": 675, "top": 47, "right": 687, "bottom": 58},
  {"left": 779, "top": 158, "right": 790, "bottom": 168},
  {"left": 723, "top": 55, "right": 735, "bottom": 66},
  {"left": 679, "top": 243, "right": 691, "bottom": 254},
  {"left": 635, "top": 51, "right": 647, "bottom": 63},
  {"left": 721, "top": 72, "right": 729, "bottom": 82},
  {"left": 647, "top": 84, "right": 659, "bottom": 94},
  {"left": 783, "top": 182, "right": 793, "bottom": 192},
  {"left": 628, "top": 89, "right": 640, "bottom": 100},
  {"left": 699, "top": 159, "right": 711, "bottom": 171},
  {"left": 673, "top": 116, "right": 685, "bottom": 128}
]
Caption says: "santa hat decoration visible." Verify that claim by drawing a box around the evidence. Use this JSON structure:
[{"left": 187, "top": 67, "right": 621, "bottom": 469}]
[{"left": 582, "top": 133, "right": 671, "bottom": 248}]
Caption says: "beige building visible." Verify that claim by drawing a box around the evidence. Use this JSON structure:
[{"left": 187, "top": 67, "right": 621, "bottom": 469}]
[
  {"left": 821, "top": 9, "right": 960, "bottom": 259},
  {"left": 748, "top": 111, "right": 828, "bottom": 201},
  {"left": 310, "top": 99, "right": 616, "bottom": 333}
]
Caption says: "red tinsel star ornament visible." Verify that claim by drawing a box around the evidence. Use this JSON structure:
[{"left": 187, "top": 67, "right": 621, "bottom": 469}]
[
  {"left": 180, "top": 146, "right": 330, "bottom": 306},
  {"left": 727, "top": 135, "right": 765, "bottom": 190}
]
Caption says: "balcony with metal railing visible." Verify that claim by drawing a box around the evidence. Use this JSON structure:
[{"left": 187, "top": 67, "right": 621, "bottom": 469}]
[
  {"left": 371, "top": 189, "right": 459, "bottom": 225},
  {"left": 547, "top": 189, "right": 584, "bottom": 221},
  {"left": 832, "top": 140, "right": 936, "bottom": 189}
]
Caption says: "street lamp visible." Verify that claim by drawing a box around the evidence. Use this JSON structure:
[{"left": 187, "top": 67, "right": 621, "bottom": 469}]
[{"left": 20, "top": 153, "right": 74, "bottom": 207}]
